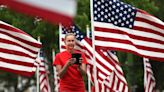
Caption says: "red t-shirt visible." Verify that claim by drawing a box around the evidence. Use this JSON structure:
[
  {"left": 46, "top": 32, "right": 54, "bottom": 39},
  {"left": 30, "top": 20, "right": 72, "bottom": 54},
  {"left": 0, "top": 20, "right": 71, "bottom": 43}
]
[{"left": 53, "top": 50, "right": 88, "bottom": 92}]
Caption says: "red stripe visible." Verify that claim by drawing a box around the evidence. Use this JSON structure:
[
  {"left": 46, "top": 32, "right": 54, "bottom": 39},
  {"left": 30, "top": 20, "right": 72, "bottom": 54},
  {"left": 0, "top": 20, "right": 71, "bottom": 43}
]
[
  {"left": 0, "top": 24, "right": 29, "bottom": 35},
  {"left": 133, "top": 26, "right": 164, "bottom": 37},
  {"left": 0, "top": 37, "right": 38, "bottom": 55},
  {"left": 106, "top": 51, "right": 120, "bottom": 65},
  {"left": 0, "top": 57, "right": 34, "bottom": 66},
  {"left": 116, "top": 79, "right": 120, "bottom": 91},
  {"left": 96, "top": 58, "right": 113, "bottom": 75},
  {"left": 95, "top": 27, "right": 164, "bottom": 45},
  {"left": 0, "top": 48, "right": 36, "bottom": 59},
  {"left": 1, "top": 0, "right": 73, "bottom": 26},
  {"left": 97, "top": 69, "right": 107, "bottom": 82},
  {"left": 61, "top": 46, "right": 66, "bottom": 49},
  {"left": 135, "top": 17, "right": 164, "bottom": 30},
  {"left": 83, "top": 38, "right": 128, "bottom": 91},
  {"left": 95, "top": 36, "right": 164, "bottom": 53},
  {"left": 97, "top": 49, "right": 116, "bottom": 67},
  {"left": 0, "top": 29, "right": 41, "bottom": 48},
  {"left": 0, "top": 67, "right": 34, "bottom": 77},
  {"left": 137, "top": 9, "right": 153, "bottom": 17},
  {"left": 111, "top": 73, "right": 115, "bottom": 89},
  {"left": 96, "top": 46, "right": 164, "bottom": 61},
  {"left": 83, "top": 39, "right": 114, "bottom": 78},
  {"left": 40, "top": 73, "right": 50, "bottom": 92},
  {"left": 120, "top": 83, "right": 126, "bottom": 92}
]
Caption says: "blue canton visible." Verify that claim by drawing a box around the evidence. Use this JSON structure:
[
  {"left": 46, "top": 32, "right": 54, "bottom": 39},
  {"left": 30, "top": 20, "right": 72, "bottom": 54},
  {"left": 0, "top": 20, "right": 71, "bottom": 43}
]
[
  {"left": 62, "top": 25, "right": 85, "bottom": 41},
  {"left": 93, "top": 0, "right": 137, "bottom": 28}
]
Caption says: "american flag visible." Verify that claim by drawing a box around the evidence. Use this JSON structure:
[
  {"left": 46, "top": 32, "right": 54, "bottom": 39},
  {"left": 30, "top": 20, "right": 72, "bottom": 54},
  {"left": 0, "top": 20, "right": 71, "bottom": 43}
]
[
  {"left": 102, "top": 69, "right": 127, "bottom": 92},
  {"left": 39, "top": 50, "right": 51, "bottom": 92},
  {"left": 0, "top": 21, "right": 41, "bottom": 77},
  {"left": 82, "top": 38, "right": 128, "bottom": 92},
  {"left": 92, "top": 0, "right": 164, "bottom": 61},
  {"left": 60, "top": 25, "right": 128, "bottom": 92},
  {"left": 0, "top": 0, "right": 77, "bottom": 26},
  {"left": 144, "top": 58, "right": 156, "bottom": 92},
  {"left": 101, "top": 50, "right": 128, "bottom": 92}
]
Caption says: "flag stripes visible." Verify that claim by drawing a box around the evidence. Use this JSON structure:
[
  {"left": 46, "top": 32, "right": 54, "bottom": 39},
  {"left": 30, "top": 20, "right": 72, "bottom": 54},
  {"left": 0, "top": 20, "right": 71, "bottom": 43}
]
[
  {"left": 82, "top": 38, "right": 128, "bottom": 92},
  {"left": 39, "top": 50, "right": 51, "bottom": 92},
  {"left": 103, "top": 69, "right": 128, "bottom": 92},
  {"left": 0, "top": 21, "right": 41, "bottom": 77},
  {"left": 93, "top": 0, "right": 164, "bottom": 61},
  {"left": 144, "top": 58, "right": 156, "bottom": 92}
]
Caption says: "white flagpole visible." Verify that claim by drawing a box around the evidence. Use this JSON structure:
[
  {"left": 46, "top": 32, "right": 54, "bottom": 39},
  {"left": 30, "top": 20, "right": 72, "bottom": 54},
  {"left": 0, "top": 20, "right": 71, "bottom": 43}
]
[
  {"left": 86, "top": 25, "right": 90, "bottom": 38},
  {"left": 86, "top": 25, "right": 91, "bottom": 92},
  {"left": 90, "top": 0, "right": 99, "bottom": 91},
  {"left": 52, "top": 49, "right": 59, "bottom": 92},
  {"left": 87, "top": 66, "right": 92, "bottom": 92},
  {"left": 37, "top": 36, "right": 41, "bottom": 92},
  {"left": 59, "top": 24, "right": 62, "bottom": 52}
]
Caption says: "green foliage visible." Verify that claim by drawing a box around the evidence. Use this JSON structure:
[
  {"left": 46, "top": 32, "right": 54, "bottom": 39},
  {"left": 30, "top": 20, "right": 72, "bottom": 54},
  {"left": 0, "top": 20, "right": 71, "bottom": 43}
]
[
  {"left": 123, "top": 0, "right": 158, "bottom": 14},
  {"left": 154, "top": 0, "right": 164, "bottom": 20}
]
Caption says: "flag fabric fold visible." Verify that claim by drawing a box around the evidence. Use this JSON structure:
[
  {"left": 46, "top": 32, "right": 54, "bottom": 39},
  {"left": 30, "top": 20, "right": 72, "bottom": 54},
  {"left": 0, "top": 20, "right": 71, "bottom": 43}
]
[
  {"left": 83, "top": 38, "right": 128, "bottom": 92},
  {"left": 39, "top": 50, "right": 51, "bottom": 92},
  {"left": 0, "top": 20, "right": 41, "bottom": 77},
  {"left": 92, "top": 0, "right": 164, "bottom": 61},
  {"left": 144, "top": 58, "right": 156, "bottom": 92},
  {"left": 0, "top": 0, "right": 77, "bottom": 26}
]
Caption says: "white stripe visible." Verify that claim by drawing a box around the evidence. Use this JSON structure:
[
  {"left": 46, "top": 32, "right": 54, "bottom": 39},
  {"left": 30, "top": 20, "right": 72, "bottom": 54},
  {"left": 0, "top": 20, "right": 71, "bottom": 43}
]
[
  {"left": 40, "top": 80, "right": 46, "bottom": 90},
  {"left": 82, "top": 40, "right": 115, "bottom": 77},
  {"left": 0, "top": 28, "right": 40, "bottom": 52},
  {"left": 40, "top": 67, "right": 46, "bottom": 72},
  {"left": 124, "top": 86, "right": 128, "bottom": 92},
  {"left": 96, "top": 52, "right": 115, "bottom": 70},
  {"left": 134, "top": 21, "right": 164, "bottom": 34},
  {"left": 115, "top": 64, "right": 123, "bottom": 74},
  {"left": 136, "top": 11, "right": 164, "bottom": 26},
  {"left": 113, "top": 75, "right": 118, "bottom": 90},
  {"left": 0, "top": 61, "right": 33, "bottom": 72},
  {"left": 145, "top": 62, "right": 151, "bottom": 67},
  {"left": 39, "top": 74, "right": 45, "bottom": 81},
  {"left": 0, "top": 42, "right": 37, "bottom": 58},
  {"left": 94, "top": 21, "right": 164, "bottom": 42},
  {"left": 16, "top": 0, "right": 76, "bottom": 17},
  {"left": 108, "top": 72, "right": 114, "bottom": 88},
  {"left": 0, "top": 21, "right": 13, "bottom": 27},
  {"left": 0, "top": 27, "right": 40, "bottom": 45},
  {"left": 114, "top": 69, "right": 127, "bottom": 83},
  {"left": 98, "top": 72, "right": 106, "bottom": 80},
  {"left": 146, "top": 68, "right": 153, "bottom": 74},
  {"left": 0, "top": 52, "right": 34, "bottom": 63},
  {"left": 95, "top": 40, "right": 164, "bottom": 58},
  {"left": 149, "top": 82, "right": 155, "bottom": 92},
  {"left": 118, "top": 82, "right": 124, "bottom": 92},
  {"left": 103, "top": 51, "right": 123, "bottom": 73},
  {"left": 108, "top": 51, "right": 119, "bottom": 62},
  {"left": 96, "top": 61, "right": 111, "bottom": 76},
  {"left": 144, "top": 58, "right": 156, "bottom": 92},
  {"left": 95, "top": 31, "right": 164, "bottom": 50},
  {"left": 82, "top": 40, "right": 115, "bottom": 71}
]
